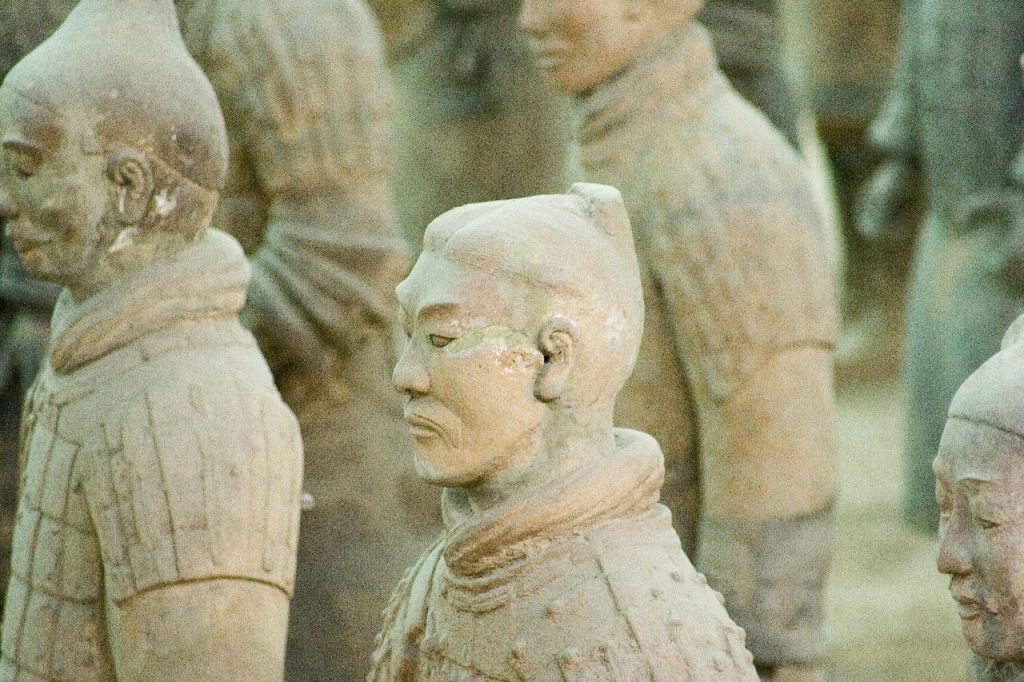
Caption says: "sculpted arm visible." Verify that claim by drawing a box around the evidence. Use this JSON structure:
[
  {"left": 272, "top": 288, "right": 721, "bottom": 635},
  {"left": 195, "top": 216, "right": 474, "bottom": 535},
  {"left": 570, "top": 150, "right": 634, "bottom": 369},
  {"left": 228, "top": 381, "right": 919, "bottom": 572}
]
[
  {"left": 651, "top": 206, "right": 838, "bottom": 675},
  {"left": 220, "top": 0, "right": 409, "bottom": 374},
  {"left": 112, "top": 580, "right": 289, "bottom": 681},
  {"left": 87, "top": 384, "right": 302, "bottom": 682}
]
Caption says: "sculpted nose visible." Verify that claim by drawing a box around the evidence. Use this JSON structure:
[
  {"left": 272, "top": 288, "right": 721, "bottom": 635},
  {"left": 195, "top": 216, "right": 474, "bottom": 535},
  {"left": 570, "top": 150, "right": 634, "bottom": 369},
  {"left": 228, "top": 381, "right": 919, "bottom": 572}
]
[
  {"left": 392, "top": 343, "right": 430, "bottom": 396},
  {"left": 937, "top": 513, "right": 972, "bottom": 576}
]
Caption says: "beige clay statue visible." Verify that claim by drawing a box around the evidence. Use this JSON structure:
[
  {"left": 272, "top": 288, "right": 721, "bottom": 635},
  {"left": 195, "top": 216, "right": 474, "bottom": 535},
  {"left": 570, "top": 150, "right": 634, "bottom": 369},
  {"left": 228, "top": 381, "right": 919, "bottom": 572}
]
[
  {"left": 370, "top": 184, "right": 758, "bottom": 681},
  {"left": 0, "top": 1, "right": 302, "bottom": 679},
  {"left": 935, "top": 317, "right": 1024, "bottom": 682},
  {"left": 173, "top": 1, "right": 441, "bottom": 678},
  {"left": 520, "top": 2, "right": 839, "bottom": 680}
]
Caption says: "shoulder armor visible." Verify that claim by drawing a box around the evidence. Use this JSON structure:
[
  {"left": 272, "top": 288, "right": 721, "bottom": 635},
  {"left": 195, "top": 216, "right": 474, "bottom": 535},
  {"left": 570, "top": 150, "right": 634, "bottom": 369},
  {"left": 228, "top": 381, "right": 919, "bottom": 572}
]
[
  {"left": 650, "top": 192, "right": 839, "bottom": 402},
  {"left": 86, "top": 378, "right": 302, "bottom": 603},
  {"left": 563, "top": 515, "right": 757, "bottom": 680},
  {"left": 201, "top": 0, "right": 391, "bottom": 193}
]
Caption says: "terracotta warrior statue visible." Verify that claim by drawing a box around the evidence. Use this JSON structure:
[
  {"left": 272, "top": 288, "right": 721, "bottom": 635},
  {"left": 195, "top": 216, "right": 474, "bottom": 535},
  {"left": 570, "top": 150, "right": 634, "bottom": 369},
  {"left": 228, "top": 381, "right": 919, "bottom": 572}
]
[
  {"left": 0, "top": 0, "right": 76, "bottom": 606},
  {"left": 858, "top": 0, "right": 1024, "bottom": 533},
  {"left": 520, "top": 2, "right": 839, "bottom": 680},
  {"left": 935, "top": 317, "right": 1024, "bottom": 681},
  {"left": 371, "top": 183, "right": 758, "bottom": 681},
  {"left": 0, "top": 0, "right": 440, "bottom": 675},
  {"left": 0, "top": 1, "right": 303, "bottom": 679},
  {"left": 173, "top": 1, "right": 441, "bottom": 677}
]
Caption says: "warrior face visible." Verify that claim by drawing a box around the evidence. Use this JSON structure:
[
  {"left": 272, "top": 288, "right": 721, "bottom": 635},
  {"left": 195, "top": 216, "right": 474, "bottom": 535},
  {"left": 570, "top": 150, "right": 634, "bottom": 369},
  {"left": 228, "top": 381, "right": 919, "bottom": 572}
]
[
  {"left": 393, "top": 250, "right": 547, "bottom": 493},
  {"left": 519, "top": 0, "right": 652, "bottom": 95},
  {"left": 0, "top": 88, "right": 114, "bottom": 291},
  {"left": 935, "top": 419, "right": 1024, "bottom": 664}
]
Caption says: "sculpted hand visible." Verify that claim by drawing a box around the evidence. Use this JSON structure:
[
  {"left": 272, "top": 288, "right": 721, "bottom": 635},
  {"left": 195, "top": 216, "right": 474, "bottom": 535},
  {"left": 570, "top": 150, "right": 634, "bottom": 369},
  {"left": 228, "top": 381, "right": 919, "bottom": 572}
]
[{"left": 855, "top": 158, "right": 919, "bottom": 242}]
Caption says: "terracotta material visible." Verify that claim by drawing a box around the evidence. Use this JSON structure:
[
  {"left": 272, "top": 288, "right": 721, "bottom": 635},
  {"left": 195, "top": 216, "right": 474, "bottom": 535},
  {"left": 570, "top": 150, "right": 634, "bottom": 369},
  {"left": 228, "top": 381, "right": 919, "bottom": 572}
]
[
  {"left": 0, "top": 0, "right": 75, "bottom": 609},
  {"left": 375, "top": 0, "right": 575, "bottom": 246},
  {"left": 173, "top": 0, "right": 442, "bottom": 677},
  {"left": 699, "top": 0, "right": 799, "bottom": 144},
  {"left": 0, "top": 1, "right": 302, "bottom": 680},
  {"left": 935, "top": 317, "right": 1024, "bottom": 681},
  {"left": 371, "top": 184, "right": 758, "bottom": 681},
  {"left": 859, "top": 1, "right": 1024, "bottom": 533},
  {"left": 520, "top": 3, "right": 839, "bottom": 677}
]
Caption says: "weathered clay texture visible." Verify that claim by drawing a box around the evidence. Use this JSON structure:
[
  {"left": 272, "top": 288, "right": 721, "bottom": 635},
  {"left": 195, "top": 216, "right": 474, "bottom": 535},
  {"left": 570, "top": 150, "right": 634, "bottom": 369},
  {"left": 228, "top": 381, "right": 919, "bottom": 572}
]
[
  {"left": 0, "top": 1, "right": 302, "bottom": 679},
  {"left": 861, "top": 1, "right": 1024, "bottom": 533},
  {"left": 0, "top": 0, "right": 76, "bottom": 610},
  {"left": 699, "top": 0, "right": 799, "bottom": 144},
  {"left": 174, "top": 1, "right": 442, "bottom": 678},
  {"left": 372, "top": 184, "right": 758, "bottom": 681},
  {"left": 520, "top": 4, "right": 839, "bottom": 678},
  {"left": 935, "top": 317, "right": 1024, "bottom": 681}
]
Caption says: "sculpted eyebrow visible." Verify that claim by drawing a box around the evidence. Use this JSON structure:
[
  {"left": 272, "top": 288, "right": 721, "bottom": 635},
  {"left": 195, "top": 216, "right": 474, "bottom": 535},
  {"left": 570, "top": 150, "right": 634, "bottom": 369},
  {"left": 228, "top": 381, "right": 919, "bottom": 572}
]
[{"left": 1, "top": 132, "right": 45, "bottom": 153}]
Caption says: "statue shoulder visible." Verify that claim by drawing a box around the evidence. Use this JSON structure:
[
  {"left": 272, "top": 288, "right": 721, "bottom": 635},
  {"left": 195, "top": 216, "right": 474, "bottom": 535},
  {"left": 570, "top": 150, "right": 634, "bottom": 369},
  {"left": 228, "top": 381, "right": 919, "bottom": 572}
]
[{"left": 86, "top": 377, "right": 302, "bottom": 604}]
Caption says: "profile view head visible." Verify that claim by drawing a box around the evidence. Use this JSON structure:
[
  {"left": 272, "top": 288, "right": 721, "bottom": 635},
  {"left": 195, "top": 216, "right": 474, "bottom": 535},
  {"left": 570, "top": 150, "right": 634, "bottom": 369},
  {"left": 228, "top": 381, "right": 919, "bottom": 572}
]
[
  {"left": 519, "top": 0, "right": 704, "bottom": 95},
  {"left": 0, "top": 0, "right": 228, "bottom": 297},
  {"left": 935, "top": 317, "right": 1024, "bottom": 665},
  {"left": 393, "top": 183, "right": 644, "bottom": 491}
]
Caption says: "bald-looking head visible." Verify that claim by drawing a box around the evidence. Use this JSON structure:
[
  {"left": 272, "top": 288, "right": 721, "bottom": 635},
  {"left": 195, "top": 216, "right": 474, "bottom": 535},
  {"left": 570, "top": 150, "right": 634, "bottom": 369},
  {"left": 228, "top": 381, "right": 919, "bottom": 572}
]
[
  {"left": 393, "top": 184, "right": 643, "bottom": 492},
  {"left": 406, "top": 183, "right": 643, "bottom": 408},
  {"left": 935, "top": 318, "right": 1024, "bottom": 665},
  {"left": 0, "top": 0, "right": 228, "bottom": 295}
]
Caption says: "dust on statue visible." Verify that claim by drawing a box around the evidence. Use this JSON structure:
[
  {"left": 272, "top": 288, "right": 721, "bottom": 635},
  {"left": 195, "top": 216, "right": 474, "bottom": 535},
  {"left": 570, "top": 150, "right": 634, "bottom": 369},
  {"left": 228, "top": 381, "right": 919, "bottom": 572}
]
[
  {"left": 935, "top": 316, "right": 1024, "bottom": 682},
  {"left": 370, "top": 184, "right": 758, "bottom": 681},
  {"left": 520, "top": 1, "right": 840, "bottom": 679},
  {"left": 0, "top": 1, "right": 302, "bottom": 680}
]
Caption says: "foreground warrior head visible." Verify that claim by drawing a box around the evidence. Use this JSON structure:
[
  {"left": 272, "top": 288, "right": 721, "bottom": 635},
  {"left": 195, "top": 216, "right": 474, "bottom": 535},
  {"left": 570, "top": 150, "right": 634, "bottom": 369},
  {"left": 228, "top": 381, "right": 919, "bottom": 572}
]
[
  {"left": 372, "top": 184, "right": 757, "bottom": 681},
  {"left": 394, "top": 182, "right": 643, "bottom": 502},
  {"left": 936, "top": 318, "right": 1024, "bottom": 678},
  {"left": 0, "top": 0, "right": 226, "bottom": 299}
]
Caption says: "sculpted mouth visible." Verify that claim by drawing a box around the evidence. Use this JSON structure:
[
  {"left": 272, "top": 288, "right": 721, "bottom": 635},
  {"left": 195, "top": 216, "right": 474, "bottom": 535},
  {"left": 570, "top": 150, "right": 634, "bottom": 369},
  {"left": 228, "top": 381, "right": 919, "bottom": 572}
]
[
  {"left": 952, "top": 593, "right": 994, "bottom": 620},
  {"left": 404, "top": 412, "right": 452, "bottom": 445}
]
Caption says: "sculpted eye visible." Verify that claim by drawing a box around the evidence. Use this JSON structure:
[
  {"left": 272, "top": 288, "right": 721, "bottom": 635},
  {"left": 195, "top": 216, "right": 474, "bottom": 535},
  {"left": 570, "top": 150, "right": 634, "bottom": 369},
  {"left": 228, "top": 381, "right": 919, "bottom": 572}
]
[
  {"left": 976, "top": 516, "right": 1001, "bottom": 530},
  {"left": 429, "top": 334, "right": 454, "bottom": 348},
  {"left": 6, "top": 149, "right": 41, "bottom": 178}
]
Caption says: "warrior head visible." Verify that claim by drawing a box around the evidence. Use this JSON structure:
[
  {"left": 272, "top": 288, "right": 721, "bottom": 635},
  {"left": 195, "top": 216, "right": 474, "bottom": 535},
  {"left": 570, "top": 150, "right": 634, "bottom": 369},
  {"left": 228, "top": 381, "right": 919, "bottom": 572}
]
[
  {"left": 393, "top": 183, "right": 643, "bottom": 508},
  {"left": 0, "top": 0, "right": 227, "bottom": 299},
  {"left": 935, "top": 317, "right": 1024, "bottom": 666},
  {"left": 519, "top": 0, "right": 703, "bottom": 95}
]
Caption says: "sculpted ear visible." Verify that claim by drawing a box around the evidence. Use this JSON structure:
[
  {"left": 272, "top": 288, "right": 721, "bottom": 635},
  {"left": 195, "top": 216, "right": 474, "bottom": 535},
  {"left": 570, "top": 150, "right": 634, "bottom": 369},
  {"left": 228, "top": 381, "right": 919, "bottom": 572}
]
[
  {"left": 107, "top": 148, "right": 154, "bottom": 225},
  {"left": 534, "top": 316, "right": 578, "bottom": 403}
]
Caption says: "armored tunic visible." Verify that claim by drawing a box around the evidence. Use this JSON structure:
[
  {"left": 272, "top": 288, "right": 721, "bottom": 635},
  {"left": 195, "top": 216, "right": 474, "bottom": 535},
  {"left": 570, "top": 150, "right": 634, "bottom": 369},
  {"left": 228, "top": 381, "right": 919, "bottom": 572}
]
[
  {"left": 0, "top": 231, "right": 302, "bottom": 682},
  {"left": 176, "top": 1, "right": 440, "bottom": 677},
  {"left": 369, "top": 430, "right": 757, "bottom": 682},
  {"left": 580, "top": 25, "right": 838, "bottom": 669},
  {"left": 869, "top": 0, "right": 1024, "bottom": 531}
]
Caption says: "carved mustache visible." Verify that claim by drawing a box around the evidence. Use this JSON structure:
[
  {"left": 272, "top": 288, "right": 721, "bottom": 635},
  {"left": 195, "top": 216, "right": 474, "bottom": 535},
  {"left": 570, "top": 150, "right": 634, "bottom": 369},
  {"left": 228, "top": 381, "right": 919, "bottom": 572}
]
[{"left": 403, "top": 402, "right": 461, "bottom": 450}]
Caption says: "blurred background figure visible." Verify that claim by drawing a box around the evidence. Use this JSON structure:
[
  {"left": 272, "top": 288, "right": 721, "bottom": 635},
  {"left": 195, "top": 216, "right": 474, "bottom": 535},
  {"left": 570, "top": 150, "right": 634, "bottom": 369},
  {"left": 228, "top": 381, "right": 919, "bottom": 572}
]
[
  {"left": 856, "top": 0, "right": 1024, "bottom": 534},
  {"left": 788, "top": 0, "right": 913, "bottom": 384},
  {"left": 369, "top": 0, "right": 575, "bottom": 247}
]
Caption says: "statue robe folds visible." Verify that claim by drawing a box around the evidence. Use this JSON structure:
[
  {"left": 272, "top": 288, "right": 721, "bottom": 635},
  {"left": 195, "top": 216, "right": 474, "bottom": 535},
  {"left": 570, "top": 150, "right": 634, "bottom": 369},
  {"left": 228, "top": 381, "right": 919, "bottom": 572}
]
[
  {"left": 580, "top": 25, "right": 839, "bottom": 669},
  {"left": 870, "top": 0, "right": 1024, "bottom": 532},
  {"left": 0, "top": 231, "right": 302, "bottom": 682},
  {"left": 177, "top": 0, "right": 441, "bottom": 676},
  {"left": 369, "top": 430, "right": 757, "bottom": 681}
]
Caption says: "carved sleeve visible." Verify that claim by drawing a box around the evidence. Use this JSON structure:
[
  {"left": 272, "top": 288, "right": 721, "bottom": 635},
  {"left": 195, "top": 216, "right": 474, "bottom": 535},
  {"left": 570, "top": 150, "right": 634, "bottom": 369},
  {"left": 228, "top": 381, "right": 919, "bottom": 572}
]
[
  {"left": 216, "top": 0, "right": 409, "bottom": 372},
  {"left": 85, "top": 381, "right": 302, "bottom": 604},
  {"left": 868, "top": 0, "right": 921, "bottom": 159}
]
